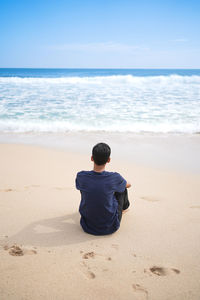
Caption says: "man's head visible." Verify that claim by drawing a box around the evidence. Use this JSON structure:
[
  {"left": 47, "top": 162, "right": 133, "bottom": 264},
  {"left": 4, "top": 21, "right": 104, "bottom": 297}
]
[{"left": 92, "top": 143, "right": 111, "bottom": 166}]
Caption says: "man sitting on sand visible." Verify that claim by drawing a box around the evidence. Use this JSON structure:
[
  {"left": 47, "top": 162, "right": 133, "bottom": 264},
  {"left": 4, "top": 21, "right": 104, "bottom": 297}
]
[{"left": 75, "top": 142, "right": 131, "bottom": 235}]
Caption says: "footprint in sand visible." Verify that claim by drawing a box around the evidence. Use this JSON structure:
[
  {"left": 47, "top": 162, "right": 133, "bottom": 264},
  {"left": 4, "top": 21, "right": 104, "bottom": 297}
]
[
  {"left": 132, "top": 284, "right": 148, "bottom": 299},
  {"left": 80, "top": 261, "right": 96, "bottom": 279},
  {"left": 82, "top": 251, "right": 112, "bottom": 261},
  {"left": 141, "top": 196, "right": 160, "bottom": 202},
  {"left": 82, "top": 251, "right": 96, "bottom": 259},
  {"left": 148, "top": 266, "right": 180, "bottom": 276},
  {"left": 80, "top": 251, "right": 112, "bottom": 278},
  {"left": 4, "top": 244, "right": 37, "bottom": 256},
  {"left": 85, "top": 270, "right": 96, "bottom": 279},
  {"left": 8, "top": 245, "right": 24, "bottom": 256}
]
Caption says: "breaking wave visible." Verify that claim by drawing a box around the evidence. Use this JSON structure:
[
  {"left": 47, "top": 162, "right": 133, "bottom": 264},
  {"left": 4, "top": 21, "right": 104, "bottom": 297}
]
[{"left": 0, "top": 74, "right": 200, "bottom": 133}]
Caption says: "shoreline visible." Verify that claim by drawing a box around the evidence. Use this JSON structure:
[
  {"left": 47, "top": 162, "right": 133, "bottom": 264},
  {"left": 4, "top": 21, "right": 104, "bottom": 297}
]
[{"left": 0, "top": 131, "right": 200, "bottom": 174}]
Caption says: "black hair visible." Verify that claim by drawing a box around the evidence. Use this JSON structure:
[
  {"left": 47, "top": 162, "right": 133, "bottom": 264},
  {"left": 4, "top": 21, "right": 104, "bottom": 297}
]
[{"left": 92, "top": 142, "right": 111, "bottom": 166}]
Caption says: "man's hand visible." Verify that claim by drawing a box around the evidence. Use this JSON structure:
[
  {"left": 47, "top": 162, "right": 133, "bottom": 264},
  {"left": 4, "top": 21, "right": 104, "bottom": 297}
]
[{"left": 126, "top": 182, "right": 131, "bottom": 188}]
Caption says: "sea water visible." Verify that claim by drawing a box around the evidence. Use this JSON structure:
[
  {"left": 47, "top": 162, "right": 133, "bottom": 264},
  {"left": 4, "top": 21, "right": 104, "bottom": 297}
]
[{"left": 0, "top": 68, "right": 200, "bottom": 134}]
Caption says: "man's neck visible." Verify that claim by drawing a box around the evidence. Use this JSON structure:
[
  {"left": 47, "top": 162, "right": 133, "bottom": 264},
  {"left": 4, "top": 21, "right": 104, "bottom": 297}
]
[{"left": 93, "top": 164, "right": 106, "bottom": 173}]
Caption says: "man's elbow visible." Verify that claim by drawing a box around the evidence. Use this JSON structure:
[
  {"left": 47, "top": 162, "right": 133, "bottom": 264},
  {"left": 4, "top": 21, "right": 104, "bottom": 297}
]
[{"left": 126, "top": 182, "right": 131, "bottom": 188}]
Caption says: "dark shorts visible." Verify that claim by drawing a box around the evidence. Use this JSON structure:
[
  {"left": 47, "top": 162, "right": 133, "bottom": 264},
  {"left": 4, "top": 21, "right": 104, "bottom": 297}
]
[{"left": 114, "top": 188, "right": 130, "bottom": 222}]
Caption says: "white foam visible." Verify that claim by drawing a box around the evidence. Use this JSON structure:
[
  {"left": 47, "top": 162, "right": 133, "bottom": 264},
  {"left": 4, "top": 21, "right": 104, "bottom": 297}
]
[
  {"left": 0, "top": 119, "right": 198, "bottom": 134},
  {"left": 0, "top": 75, "right": 200, "bottom": 134}
]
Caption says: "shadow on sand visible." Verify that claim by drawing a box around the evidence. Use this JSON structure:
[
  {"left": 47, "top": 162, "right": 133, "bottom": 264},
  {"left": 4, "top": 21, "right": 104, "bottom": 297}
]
[{"left": 7, "top": 213, "right": 105, "bottom": 247}]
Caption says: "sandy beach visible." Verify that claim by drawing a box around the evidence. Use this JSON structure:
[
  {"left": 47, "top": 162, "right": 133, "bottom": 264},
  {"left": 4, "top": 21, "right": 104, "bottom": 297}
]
[{"left": 0, "top": 138, "right": 200, "bottom": 300}]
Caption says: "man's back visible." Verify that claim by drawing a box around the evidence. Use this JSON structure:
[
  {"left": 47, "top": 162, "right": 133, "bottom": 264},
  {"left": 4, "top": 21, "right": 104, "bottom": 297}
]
[{"left": 76, "top": 170, "right": 127, "bottom": 235}]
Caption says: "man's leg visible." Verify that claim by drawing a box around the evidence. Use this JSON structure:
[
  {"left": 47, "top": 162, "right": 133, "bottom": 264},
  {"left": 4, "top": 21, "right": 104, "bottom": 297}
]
[{"left": 114, "top": 188, "right": 130, "bottom": 222}]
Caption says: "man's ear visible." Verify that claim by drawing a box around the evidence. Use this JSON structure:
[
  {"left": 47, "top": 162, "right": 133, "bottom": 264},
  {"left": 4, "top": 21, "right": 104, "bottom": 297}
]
[
  {"left": 91, "top": 156, "right": 94, "bottom": 162},
  {"left": 107, "top": 157, "right": 111, "bottom": 163}
]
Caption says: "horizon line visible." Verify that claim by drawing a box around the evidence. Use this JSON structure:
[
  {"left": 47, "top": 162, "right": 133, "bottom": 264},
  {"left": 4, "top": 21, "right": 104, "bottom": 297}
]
[{"left": 0, "top": 67, "right": 200, "bottom": 70}]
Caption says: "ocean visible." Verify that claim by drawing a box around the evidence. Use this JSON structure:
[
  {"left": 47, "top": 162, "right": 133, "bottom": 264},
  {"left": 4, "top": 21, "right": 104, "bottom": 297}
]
[{"left": 0, "top": 68, "right": 200, "bottom": 134}]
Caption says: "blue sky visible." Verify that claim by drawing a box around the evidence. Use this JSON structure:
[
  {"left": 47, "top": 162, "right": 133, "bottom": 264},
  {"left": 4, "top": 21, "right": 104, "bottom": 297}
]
[{"left": 0, "top": 0, "right": 200, "bottom": 68}]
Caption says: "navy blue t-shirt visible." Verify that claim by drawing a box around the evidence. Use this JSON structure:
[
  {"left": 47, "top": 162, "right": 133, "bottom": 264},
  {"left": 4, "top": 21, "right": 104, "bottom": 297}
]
[{"left": 76, "top": 170, "right": 127, "bottom": 235}]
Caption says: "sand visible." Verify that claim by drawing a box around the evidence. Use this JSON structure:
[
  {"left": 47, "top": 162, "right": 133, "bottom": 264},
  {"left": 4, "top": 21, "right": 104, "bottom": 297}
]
[{"left": 0, "top": 141, "right": 200, "bottom": 300}]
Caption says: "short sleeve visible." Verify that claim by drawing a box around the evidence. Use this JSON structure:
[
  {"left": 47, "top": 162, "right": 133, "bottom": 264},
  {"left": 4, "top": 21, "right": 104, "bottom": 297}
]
[{"left": 114, "top": 173, "right": 127, "bottom": 193}]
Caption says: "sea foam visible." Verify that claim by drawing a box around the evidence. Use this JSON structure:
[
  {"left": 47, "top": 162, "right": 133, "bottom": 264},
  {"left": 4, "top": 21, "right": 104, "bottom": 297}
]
[{"left": 0, "top": 74, "right": 200, "bottom": 133}]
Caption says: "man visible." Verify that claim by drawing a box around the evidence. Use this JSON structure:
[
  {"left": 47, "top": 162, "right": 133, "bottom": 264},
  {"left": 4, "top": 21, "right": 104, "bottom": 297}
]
[{"left": 76, "top": 142, "right": 131, "bottom": 235}]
